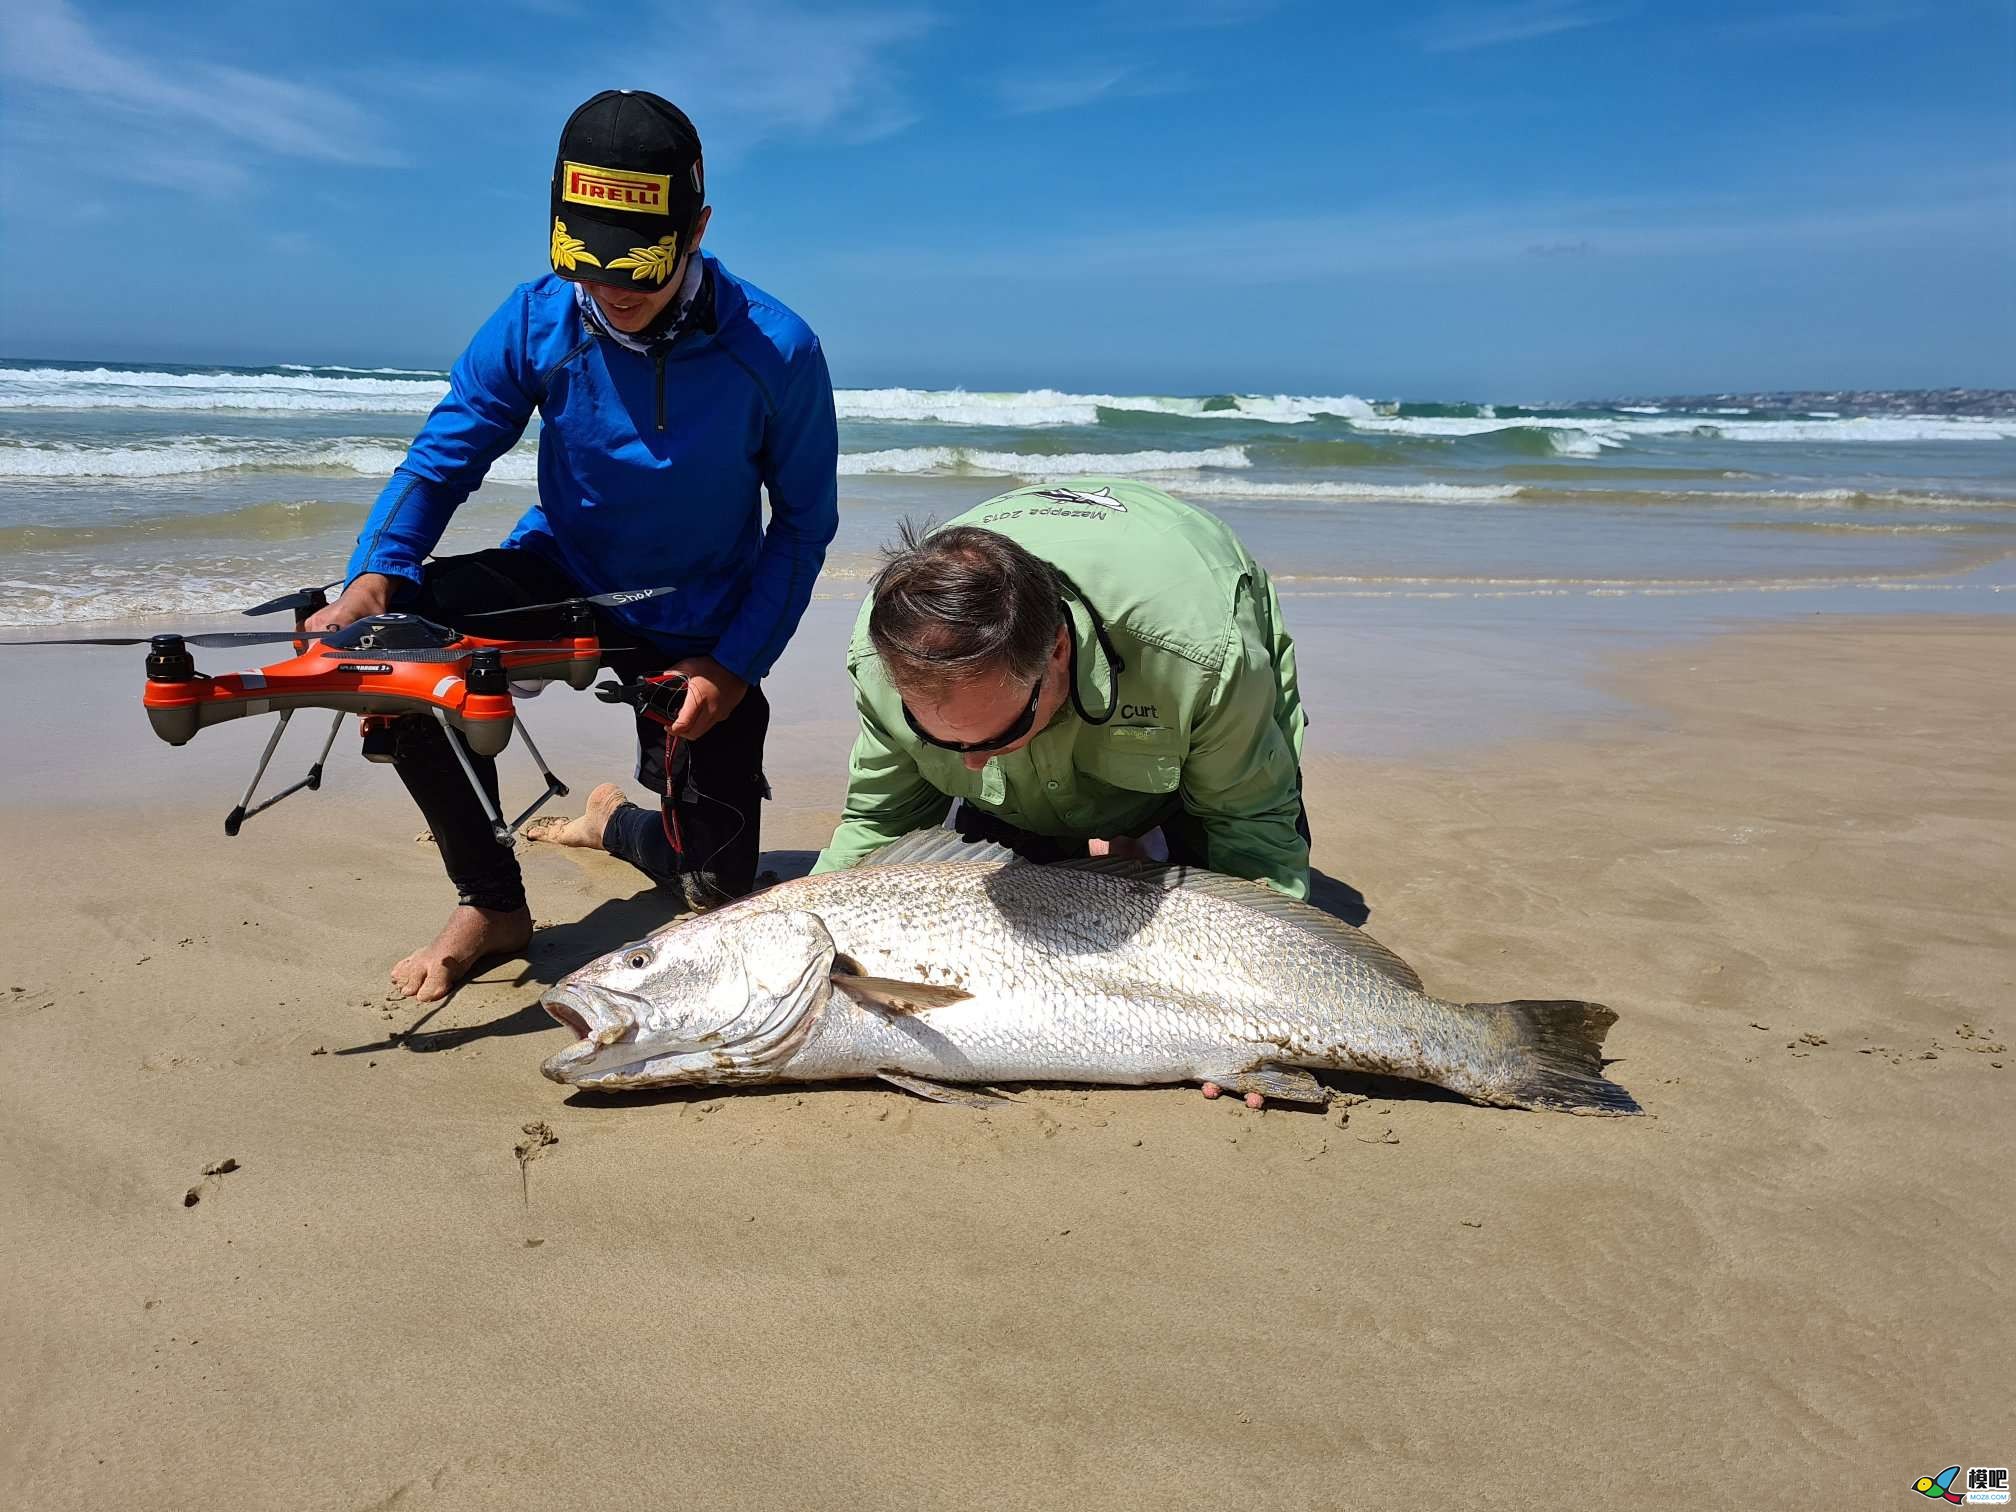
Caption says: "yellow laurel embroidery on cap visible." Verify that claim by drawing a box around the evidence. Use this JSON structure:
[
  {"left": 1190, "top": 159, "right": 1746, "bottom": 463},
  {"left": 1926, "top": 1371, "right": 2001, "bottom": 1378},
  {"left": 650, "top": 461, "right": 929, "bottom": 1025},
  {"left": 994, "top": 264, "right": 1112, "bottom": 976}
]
[
  {"left": 606, "top": 236, "right": 680, "bottom": 284},
  {"left": 551, "top": 218, "right": 602, "bottom": 272}
]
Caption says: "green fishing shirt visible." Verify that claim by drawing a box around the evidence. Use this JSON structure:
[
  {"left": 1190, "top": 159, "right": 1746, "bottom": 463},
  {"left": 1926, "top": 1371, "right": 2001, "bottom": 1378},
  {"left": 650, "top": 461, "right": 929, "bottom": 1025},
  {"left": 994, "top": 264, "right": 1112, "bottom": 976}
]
[{"left": 811, "top": 478, "right": 1309, "bottom": 897}]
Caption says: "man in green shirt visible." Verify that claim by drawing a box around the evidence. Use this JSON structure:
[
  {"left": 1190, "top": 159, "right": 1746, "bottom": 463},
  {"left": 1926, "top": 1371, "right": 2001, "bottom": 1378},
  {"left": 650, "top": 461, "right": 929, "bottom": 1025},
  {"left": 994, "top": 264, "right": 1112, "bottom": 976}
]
[{"left": 812, "top": 478, "right": 1310, "bottom": 901}]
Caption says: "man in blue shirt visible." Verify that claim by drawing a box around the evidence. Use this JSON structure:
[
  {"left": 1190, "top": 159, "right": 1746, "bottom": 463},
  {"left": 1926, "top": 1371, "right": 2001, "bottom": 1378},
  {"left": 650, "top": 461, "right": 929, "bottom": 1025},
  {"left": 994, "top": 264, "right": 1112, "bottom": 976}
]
[{"left": 308, "top": 89, "right": 838, "bottom": 1001}]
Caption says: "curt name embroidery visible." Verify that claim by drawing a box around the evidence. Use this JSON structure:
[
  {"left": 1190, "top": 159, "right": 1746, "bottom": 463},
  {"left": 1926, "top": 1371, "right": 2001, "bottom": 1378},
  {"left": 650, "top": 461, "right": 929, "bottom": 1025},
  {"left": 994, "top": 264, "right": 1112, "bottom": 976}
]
[{"left": 562, "top": 162, "right": 670, "bottom": 214}]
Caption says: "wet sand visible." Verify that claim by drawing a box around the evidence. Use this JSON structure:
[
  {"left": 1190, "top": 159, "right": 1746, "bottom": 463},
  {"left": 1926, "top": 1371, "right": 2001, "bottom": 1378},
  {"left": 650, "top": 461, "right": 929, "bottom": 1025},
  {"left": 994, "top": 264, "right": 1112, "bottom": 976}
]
[{"left": 0, "top": 613, "right": 2011, "bottom": 1510}]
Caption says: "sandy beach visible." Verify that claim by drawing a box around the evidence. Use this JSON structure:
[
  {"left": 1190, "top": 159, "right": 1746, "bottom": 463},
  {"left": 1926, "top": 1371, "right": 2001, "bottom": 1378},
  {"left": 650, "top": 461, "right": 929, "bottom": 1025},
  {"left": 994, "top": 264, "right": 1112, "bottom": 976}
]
[{"left": 1, "top": 608, "right": 2011, "bottom": 1510}]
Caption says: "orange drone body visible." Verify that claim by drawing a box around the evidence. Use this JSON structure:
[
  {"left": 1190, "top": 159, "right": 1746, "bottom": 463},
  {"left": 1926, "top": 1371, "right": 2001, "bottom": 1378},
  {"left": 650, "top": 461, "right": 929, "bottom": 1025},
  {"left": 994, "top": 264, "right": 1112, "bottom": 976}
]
[
  {"left": 15, "top": 593, "right": 665, "bottom": 841},
  {"left": 142, "top": 625, "right": 602, "bottom": 757}
]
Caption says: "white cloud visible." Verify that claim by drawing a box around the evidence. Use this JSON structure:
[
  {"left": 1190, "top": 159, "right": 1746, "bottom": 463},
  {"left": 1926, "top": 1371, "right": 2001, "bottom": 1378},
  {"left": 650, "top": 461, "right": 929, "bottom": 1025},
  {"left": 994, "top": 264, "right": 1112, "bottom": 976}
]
[
  {"left": 644, "top": 1, "right": 936, "bottom": 152},
  {"left": 996, "top": 65, "right": 1190, "bottom": 116},
  {"left": 0, "top": 2, "right": 399, "bottom": 173},
  {"left": 1421, "top": 1, "right": 1625, "bottom": 52}
]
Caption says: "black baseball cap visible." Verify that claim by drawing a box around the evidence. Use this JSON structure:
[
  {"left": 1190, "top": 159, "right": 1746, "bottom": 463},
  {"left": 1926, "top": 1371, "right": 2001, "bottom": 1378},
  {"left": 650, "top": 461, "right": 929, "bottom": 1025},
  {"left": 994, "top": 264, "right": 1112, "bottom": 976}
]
[{"left": 549, "top": 90, "right": 705, "bottom": 288}]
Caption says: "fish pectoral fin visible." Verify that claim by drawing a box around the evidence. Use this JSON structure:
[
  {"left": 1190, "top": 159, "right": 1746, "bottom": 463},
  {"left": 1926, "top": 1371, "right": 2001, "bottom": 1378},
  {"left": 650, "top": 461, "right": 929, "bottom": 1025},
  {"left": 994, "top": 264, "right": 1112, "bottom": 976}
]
[
  {"left": 876, "top": 1071, "right": 1006, "bottom": 1108},
  {"left": 832, "top": 975, "right": 973, "bottom": 1014},
  {"left": 1213, "top": 1066, "right": 1329, "bottom": 1104}
]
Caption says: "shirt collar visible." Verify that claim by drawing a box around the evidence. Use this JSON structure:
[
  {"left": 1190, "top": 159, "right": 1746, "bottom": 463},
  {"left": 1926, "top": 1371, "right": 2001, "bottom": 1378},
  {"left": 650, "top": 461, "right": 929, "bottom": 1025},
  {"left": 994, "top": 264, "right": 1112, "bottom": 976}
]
[{"left": 574, "top": 252, "right": 706, "bottom": 353}]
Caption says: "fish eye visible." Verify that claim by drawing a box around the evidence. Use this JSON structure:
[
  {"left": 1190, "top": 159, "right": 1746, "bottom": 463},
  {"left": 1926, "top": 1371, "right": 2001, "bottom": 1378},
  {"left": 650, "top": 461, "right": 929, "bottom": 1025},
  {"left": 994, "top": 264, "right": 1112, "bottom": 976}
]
[{"left": 626, "top": 949, "right": 651, "bottom": 970}]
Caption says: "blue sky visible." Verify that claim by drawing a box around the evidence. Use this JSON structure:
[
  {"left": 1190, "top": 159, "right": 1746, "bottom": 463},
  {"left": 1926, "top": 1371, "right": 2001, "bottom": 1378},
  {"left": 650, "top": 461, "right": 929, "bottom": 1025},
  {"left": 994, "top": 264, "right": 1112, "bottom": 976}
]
[{"left": 1, "top": 0, "right": 2010, "bottom": 396}]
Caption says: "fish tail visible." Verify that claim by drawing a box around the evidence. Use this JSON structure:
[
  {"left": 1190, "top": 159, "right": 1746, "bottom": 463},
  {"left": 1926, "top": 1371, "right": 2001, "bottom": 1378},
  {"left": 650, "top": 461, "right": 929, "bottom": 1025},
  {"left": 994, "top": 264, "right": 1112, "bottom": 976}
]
[{"left": 1472, "top": 999, "right": 1642, "bottom": 1115}]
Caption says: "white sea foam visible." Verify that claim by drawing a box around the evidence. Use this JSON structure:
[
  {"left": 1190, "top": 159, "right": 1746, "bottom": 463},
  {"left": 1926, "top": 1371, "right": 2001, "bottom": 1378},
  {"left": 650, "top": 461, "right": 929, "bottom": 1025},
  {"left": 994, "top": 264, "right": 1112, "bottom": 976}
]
[
  {"left": 277, "top": 363, "right": 447, "bottom": 377},
  {"left": 0, "top": 365, "right": 450, "bottom": 413},
  {"left": 1656, "top": 486, "right": 2014, "bottom": 509},
  {"left": 838, "top": 445, "right": 1252, "bottom": 477},
  {"left": 1545, "top": 430, "right": 1620, "bottom": 457},
  {"left": 1349, "top": 413, "right": 2016, "bottom": 445},
  {"left": 1181, "top": 478, "right": 1522, "bottom": 503},
  {"left": 0, "top": 435, "right": 539, "bottom": 481},
  {"left": 1190, "top": 479, "right": 2011, "bottom": 509},
  {"left": 834, "top": 388, "right": 1376, "bottom": 427}
]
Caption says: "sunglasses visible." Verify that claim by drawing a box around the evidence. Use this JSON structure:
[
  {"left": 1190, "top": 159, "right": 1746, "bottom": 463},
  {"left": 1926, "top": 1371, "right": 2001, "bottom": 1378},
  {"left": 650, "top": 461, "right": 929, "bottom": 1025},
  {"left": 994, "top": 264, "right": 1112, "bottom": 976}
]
[{"left": 901, "top": 671, "right": 1044, "bottom": 755}]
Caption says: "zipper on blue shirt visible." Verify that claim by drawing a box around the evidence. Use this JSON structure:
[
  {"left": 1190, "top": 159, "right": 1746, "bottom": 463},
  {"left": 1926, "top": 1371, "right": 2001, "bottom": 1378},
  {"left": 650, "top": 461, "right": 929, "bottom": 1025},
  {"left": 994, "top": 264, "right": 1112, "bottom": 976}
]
[{"left": 653, "top": 350, "right": 666, "bottom": 431}]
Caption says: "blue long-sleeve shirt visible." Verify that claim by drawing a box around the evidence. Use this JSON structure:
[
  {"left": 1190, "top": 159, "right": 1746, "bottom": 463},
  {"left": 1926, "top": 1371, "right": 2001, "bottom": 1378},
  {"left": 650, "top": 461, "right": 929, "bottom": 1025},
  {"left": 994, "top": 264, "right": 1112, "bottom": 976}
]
[{"left": 345, "top": 253, "right": 839, "bottom": 682}]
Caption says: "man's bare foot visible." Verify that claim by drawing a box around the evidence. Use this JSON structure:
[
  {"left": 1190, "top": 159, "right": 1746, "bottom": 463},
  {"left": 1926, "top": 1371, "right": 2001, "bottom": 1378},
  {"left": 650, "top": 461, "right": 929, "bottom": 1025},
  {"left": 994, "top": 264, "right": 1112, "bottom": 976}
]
[
  {"left": 522, "top": 782, "right": 628, "bottom": 851},
  {"left": 389, "top": 904, "right": 533, "bottom": 1002}
]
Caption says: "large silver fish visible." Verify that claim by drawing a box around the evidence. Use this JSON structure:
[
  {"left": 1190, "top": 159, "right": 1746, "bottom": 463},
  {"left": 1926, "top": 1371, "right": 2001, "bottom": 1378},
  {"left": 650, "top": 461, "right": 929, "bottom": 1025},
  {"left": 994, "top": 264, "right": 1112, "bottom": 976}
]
[{"left": 539, "top": 831, "right": 1640, "bottom": 1114}]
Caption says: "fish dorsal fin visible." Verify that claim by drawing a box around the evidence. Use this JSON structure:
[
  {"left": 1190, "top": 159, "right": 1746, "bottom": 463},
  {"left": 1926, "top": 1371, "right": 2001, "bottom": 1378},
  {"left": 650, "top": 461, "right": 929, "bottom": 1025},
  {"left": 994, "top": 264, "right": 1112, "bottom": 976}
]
[
  {"left": 861, "top": 830, "right": 1019, "bottom": 867},
  {"left": 831, "top": 975, "right": 973, "bottom": 1014},
  {"left": 1051, "top": 859, "right": 1427, "bottom": 994}
]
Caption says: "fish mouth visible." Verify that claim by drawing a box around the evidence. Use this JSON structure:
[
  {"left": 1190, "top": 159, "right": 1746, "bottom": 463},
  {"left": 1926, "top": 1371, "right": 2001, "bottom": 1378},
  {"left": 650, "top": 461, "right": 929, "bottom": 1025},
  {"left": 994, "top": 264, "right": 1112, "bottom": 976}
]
[
  {"left": 536, "top": 983, "right": 637, "bottom": 1088},
  {"left": 544, "top": 990, "right": 594, "bottom": 1041},
  {"left": 540, "top": 987, "right": 633, "bottom": 1048}
]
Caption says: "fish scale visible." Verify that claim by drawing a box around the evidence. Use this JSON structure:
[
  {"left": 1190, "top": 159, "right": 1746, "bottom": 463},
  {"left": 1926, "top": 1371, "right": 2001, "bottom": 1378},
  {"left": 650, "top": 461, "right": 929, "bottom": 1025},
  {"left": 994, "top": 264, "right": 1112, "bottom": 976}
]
[{"left": 540, "top": 835, "right": 1642, "bottom": 1115}]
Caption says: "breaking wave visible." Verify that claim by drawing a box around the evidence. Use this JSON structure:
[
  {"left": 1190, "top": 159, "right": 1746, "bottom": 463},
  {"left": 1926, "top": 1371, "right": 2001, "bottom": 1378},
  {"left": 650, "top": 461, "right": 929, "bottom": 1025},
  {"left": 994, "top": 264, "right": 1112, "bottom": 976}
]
[
  {"left": 838, "top": 445, "right": 1252, "bottom": 477},
  {"left": 0, "top": 435, "right": 538, "bottom": 482},
  {"left": 0, "top": 365, "right": 450, "bottom": 414},
  {"left": 1350, "top": 413, "right": 2016, "bottom": 446},
  {"left": 834, "top": 389, "right": 1377, "bottom": 427},
  {"left": 1182, "top": 478, "right": 1522, "bottom": 503}
]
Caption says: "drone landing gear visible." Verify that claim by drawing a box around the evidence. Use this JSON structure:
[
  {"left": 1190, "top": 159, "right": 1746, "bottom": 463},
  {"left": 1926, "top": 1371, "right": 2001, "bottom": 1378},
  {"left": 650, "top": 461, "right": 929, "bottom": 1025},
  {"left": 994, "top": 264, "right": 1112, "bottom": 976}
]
[
  {"left": 220, "top": 708, "right": 571, "bottom": 845},
  {"left": 224, "top": 710, "right": 344, "bottom": 836},
  {"left": 432, "top": 707, "right": 570, "bottom": 846}
]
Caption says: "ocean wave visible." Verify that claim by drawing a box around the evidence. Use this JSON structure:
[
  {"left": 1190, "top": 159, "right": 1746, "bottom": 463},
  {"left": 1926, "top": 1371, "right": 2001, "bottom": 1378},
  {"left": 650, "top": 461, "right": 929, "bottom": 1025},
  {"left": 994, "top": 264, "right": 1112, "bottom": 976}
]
[
  {"left": 0, "top": 365, "right": 449, "bottom": 413},
  {"left": 838, "top": 445, "right": 1251, "bottom": 477},
  {"left": 1544, "top": 430, "right": 1618, "bottom": 457},
  {"left": 1707, "top": 416, "right": 2016, "bottom": 442},
  {"left": 0, "top": 499, "right": 364, "bottom": 553},
  {"left": 1187, "top": 479, "right": 2013, "bottom": 510},
  {"left": 0, "top": 436, "right": 538, "bottom": 482},
  {"left": 0, "top": 568, "right": 340, "bottom": 629},
  {"left": 833, "top": 388, "right": 1376, "bottom": 427},
  {"left": 1347, "top": 413, "right": 2016, "bottom": 447},
  {"left": 1648, "top": 486, "right": 2016, "bottom": 509},
  {"left": 277, "top": 363, "right": 448, "bottom": 377},
  {"left": 1182, "top": 478, "right": 1522, "bottom": 503}
]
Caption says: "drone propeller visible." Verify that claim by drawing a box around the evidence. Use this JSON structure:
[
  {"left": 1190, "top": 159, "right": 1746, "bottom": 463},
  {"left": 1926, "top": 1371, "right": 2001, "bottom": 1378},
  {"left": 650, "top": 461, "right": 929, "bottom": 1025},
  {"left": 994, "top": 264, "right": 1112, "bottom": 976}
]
[
  {"left": 241, "top": 579, "right": 347, "bottom": 618},
  {"left": 360, "top": 643, "right": 637, "bottom": 664},
  {"left": 2, "top": 632, "right": 637, "bottom": 660},
  {"left": 3, "top": 629, "right": 338, "bottom": 649},
  {"left": 459, "top": 584, "right": 681, "bottom": 621}
]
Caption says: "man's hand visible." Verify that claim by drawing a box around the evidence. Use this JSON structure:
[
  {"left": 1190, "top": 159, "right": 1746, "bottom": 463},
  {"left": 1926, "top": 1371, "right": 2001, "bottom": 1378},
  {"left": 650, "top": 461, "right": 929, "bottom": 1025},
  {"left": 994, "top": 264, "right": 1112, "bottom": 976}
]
[
  {"left": 304, "top": 573, "right": 395, "bottom": 633},
  {"left": 1087, "top": 829, "right": 1167, "bottom": 862},
  {"left": 665, "top": 655, "right": 747, "bottom": 740},
  {"left": 1087, "top": 834, "right": 1150, "bottom": 861}
]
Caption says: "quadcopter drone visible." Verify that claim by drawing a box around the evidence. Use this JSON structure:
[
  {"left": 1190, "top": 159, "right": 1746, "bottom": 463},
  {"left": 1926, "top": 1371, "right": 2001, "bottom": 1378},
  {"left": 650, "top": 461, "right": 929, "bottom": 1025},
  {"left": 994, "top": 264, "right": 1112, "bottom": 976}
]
[{"left": 8, "top": 581, "right": 680, "bottom": 843}]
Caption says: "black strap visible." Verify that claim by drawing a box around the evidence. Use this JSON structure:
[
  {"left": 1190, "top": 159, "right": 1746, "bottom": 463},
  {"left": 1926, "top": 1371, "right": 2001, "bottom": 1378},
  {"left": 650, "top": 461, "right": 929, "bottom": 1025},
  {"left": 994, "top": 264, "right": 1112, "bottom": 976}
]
[{"left": 1051, "top": 569, "right": 1123, "bottom": 726}]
